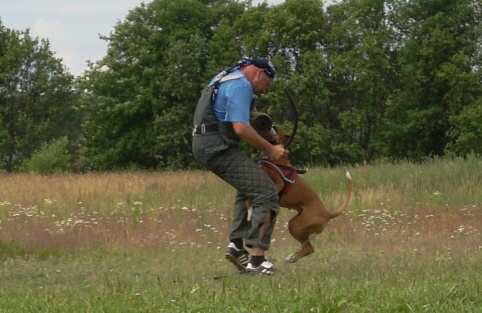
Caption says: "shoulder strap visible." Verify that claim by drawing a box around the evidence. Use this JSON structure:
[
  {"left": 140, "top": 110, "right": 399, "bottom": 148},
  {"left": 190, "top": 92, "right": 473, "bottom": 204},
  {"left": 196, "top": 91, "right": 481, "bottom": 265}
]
[
  {"left": 218, "top": 74, "right": 244, "bottom": 83},
  {"left": 212, "top": 74, "right": 244, "bottom": 102}
]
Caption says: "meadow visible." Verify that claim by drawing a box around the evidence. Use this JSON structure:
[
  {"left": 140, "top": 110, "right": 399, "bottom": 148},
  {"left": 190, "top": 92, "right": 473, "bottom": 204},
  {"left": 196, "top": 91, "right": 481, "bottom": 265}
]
[{"left": 0, "top": 156, "right": 481, "bottom": 312}]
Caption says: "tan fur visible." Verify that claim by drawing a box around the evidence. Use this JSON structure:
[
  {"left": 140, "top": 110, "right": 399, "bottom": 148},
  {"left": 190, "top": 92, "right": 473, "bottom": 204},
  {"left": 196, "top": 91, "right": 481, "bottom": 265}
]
[{"left": 249, "top": 126, "right": 352, "bottom": 263}]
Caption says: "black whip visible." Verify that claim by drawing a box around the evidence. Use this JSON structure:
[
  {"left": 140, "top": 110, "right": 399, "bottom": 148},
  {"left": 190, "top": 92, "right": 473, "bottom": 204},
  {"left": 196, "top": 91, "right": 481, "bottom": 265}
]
[{"left": 283, "top": 88, "right": 299, "bottom": 149}]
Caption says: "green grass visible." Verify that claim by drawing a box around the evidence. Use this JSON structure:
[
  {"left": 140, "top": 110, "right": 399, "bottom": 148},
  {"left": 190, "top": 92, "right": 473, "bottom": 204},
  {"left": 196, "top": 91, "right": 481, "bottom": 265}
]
[
  {"left": 0, "top": 156, "right": 481, "bottom": 312},
  {"left": 1, "top": 244, "right": 480, "bottom": 312}
]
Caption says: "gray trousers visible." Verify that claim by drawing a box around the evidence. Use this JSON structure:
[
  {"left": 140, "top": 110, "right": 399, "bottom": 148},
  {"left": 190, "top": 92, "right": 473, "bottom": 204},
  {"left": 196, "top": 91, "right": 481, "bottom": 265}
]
[{"left": 192, "top": 133, "right": 279, "bottom": 250}]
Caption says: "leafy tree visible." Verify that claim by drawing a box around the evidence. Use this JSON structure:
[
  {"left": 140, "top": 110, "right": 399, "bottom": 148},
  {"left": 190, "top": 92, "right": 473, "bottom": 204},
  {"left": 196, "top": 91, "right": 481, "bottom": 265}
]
[
  {"left": 445, "top": 0, "right": 482, "bottom": 156},
  {"left": 78, "top": 0, "right": 247, "bottom": 170},
  {"left": 320, "top": 0, "right": 400, "bottom": 164},
  {"left": 380, "top": 0, "right": 481, "bottom": 160},
  {"left": 21, "top": 136, "right": 70, "bottom": 174},
  {"left": 446, "top": 97, "right": 482, "bottom": 155},
  {"left": 76, "top": 0, "right": 482, "bottom": 170},
  {"left": 0, "top": 21, "right": 79, "bottom": 172}
]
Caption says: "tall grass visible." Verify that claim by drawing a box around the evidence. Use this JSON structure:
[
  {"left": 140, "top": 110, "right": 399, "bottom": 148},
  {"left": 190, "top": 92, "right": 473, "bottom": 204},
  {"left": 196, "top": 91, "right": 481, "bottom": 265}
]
[{"left": 0, "top": 156, "right": 481, "bottom": 312}]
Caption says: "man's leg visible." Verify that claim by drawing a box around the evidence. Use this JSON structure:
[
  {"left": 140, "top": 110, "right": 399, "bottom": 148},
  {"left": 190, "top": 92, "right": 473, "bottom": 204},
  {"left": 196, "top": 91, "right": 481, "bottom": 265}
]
[
  {"left": 229, "top": 191, "right": 250, "bottom": 243},
  {"left": 202, "top": 144, "right": 279, "bottom": 273},
  {"left": 225, "top": 191, "right": 250, "bottom": 270}
]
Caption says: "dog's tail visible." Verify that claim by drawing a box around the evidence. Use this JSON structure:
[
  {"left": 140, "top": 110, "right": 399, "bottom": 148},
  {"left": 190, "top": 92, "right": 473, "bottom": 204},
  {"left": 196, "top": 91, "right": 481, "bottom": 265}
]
[{"left": 329, "top": 171, "right": 353, "bottom": 219}]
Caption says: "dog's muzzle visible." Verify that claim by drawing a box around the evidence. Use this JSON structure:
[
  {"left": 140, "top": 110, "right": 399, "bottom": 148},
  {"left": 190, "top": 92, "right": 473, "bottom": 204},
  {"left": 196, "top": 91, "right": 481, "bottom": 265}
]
[{"left": 250, "top": 112, "right": 273, "bottom": 137}]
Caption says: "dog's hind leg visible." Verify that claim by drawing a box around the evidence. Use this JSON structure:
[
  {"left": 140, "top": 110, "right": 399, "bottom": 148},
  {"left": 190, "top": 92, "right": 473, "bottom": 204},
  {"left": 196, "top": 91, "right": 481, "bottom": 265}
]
[{"left": 285, "top": 214, "right": 324, "bottom": 263}]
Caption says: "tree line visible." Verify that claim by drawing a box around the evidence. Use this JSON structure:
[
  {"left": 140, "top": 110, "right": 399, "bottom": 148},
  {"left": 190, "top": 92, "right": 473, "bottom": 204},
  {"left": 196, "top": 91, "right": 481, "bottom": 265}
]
[{"left": 1, "top": 0, "right": 481, "bottom": 173}]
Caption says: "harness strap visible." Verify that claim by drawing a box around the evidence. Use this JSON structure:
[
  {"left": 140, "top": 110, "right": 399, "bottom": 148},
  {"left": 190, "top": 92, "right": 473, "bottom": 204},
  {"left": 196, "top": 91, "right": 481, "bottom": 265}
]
[
  {"left": 258, "top": 156, "right": 297, "bottom": 198},
  {"left": 212, "top": 74, "right": 244, "bottom": 102}
]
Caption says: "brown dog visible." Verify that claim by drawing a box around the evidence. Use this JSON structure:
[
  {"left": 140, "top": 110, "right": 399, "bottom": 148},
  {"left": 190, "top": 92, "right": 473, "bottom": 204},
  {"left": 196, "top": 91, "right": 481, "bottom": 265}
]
[{"left": 250, "top": 125, "right": 352, "bottom": 263}]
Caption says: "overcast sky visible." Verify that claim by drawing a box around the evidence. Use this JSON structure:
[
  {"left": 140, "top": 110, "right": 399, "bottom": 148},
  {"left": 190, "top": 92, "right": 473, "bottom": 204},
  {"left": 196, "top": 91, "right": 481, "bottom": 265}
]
[{"left": 1, "top": 0, "right": 285, "bottom": 76}]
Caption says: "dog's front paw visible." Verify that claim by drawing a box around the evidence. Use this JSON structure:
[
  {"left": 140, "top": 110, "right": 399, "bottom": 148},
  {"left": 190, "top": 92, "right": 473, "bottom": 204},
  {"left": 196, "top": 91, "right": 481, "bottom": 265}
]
[{"left": 285, "top": 252, "right": 296, "bottom": 263}]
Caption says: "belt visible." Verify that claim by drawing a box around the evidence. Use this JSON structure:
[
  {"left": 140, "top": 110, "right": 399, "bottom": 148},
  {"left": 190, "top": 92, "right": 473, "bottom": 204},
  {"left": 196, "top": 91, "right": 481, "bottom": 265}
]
[{"left": 192, "top": 124, "right": 219, "bottom": 135}]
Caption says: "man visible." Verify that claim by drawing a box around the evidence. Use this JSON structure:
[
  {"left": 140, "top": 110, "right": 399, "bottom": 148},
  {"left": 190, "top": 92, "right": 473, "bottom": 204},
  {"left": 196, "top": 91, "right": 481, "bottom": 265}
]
[{"left": 192, "top": 57, "right": 286, "bottom": 275}]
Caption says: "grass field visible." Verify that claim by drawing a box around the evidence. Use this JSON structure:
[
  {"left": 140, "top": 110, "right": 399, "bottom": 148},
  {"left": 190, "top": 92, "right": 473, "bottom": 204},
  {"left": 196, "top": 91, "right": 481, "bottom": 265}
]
[{"left": 1, "top": 156, "right": 481, "bottom": 312}]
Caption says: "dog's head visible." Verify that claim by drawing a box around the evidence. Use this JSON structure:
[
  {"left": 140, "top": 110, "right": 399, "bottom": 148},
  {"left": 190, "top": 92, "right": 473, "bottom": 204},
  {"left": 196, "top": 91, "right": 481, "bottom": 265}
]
[
  {"left": 265, "top": 125, "right": 301, "bottom": 146},
  {"left": 251, "top": 112, "right": 300, "bottom": 146}
]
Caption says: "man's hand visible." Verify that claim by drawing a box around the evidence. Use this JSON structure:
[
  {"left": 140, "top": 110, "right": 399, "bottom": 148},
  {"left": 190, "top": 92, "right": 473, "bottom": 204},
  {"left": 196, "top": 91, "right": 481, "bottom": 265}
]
[
  {"left": 232, "top": 122, "right": 287, "bottom": 158},
  {"left": 268, "top": 144, "right": 287, "bottom": 160}
]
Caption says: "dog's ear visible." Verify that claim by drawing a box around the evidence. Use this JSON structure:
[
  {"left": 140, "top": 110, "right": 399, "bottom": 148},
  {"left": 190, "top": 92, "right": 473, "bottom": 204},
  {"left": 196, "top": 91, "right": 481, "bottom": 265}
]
[{"left": 286, "top": 135, "right": 301, "bottom": 145}]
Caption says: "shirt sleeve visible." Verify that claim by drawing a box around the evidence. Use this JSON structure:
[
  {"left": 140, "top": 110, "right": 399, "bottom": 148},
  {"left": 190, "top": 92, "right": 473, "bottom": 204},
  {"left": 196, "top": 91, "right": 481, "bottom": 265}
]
[{"left": 224, "top": 84, "right": 253, "bottom": 124}]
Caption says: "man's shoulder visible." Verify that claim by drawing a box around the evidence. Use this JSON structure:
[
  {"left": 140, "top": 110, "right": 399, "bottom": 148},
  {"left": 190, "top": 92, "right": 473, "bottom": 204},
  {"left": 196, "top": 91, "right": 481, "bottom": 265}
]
[
  {"left": 211, "top": 70, "right": 252, "bottom": 97},
  {"left": 223, "top": 76, "right": 249, "bottom": 88},
  {"left": 219, "top": 74, "right": 244, "bottom": 83},
  {"left": 222, "top": 71, "right": 250, "bottom": 88}
]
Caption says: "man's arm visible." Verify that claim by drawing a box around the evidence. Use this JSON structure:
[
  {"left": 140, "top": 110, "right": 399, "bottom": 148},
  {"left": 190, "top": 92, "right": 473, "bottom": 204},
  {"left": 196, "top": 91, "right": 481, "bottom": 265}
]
[{"left": 232, "top": 122, "right": 286, "bottom": 160}]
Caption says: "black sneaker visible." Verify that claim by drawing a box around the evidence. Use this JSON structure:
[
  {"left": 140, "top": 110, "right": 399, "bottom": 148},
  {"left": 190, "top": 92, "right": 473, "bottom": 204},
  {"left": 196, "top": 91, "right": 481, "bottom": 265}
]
[
  {"left": 243, "top": 261, "right": 277, "bottom": 275},
  {"left": 225, "top": 243, "right": 249, "bottom": 271}
]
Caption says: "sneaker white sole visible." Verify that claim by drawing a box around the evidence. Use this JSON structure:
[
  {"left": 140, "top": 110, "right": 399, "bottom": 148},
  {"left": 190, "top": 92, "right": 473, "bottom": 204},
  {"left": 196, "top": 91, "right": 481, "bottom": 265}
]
[
  {"left": 241, "top": 268, "right": 276, "bottom": 275},
  {"left": 225, "top": 253, "right": 248, "bottom": 271}
]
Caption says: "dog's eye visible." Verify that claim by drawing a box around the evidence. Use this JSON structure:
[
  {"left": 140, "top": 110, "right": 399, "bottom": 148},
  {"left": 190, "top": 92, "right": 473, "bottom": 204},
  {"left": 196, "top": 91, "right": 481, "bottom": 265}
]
[{"left": 272, "top": 125, "right": 278, "bottom": 133}]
